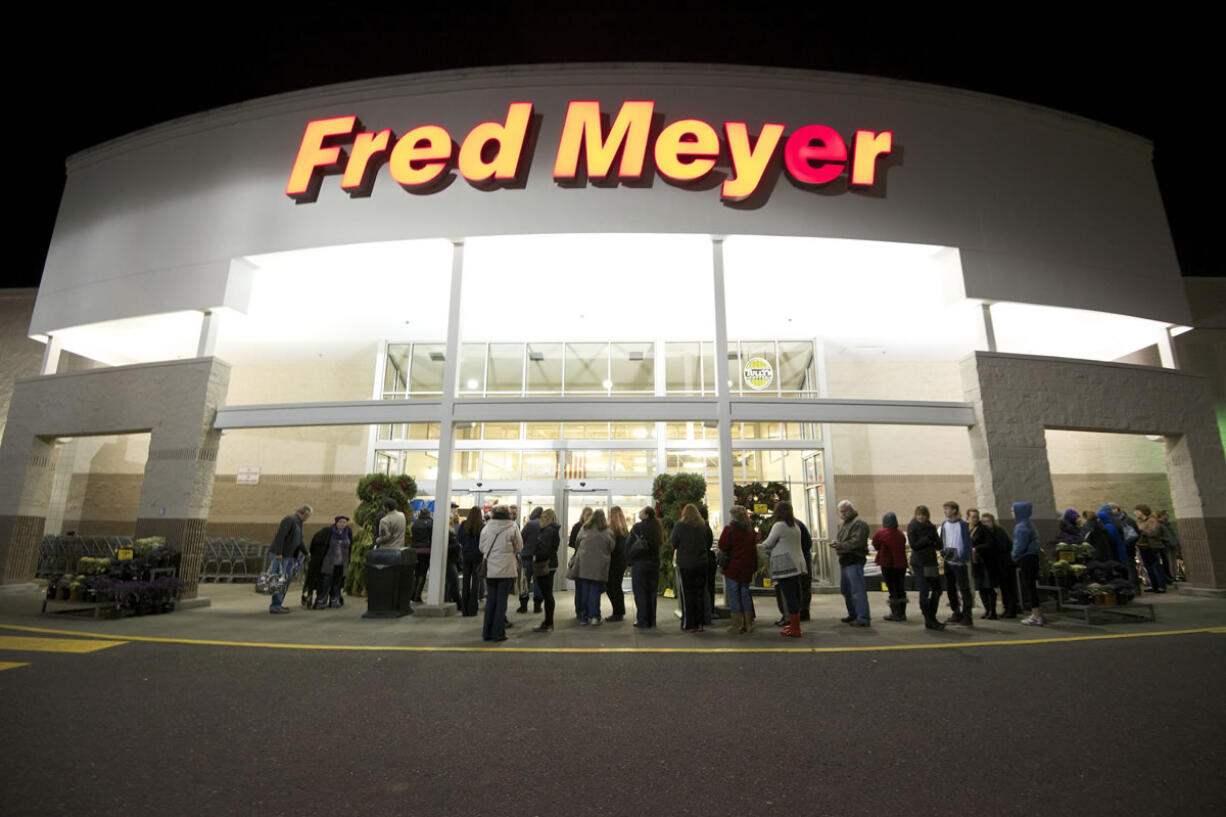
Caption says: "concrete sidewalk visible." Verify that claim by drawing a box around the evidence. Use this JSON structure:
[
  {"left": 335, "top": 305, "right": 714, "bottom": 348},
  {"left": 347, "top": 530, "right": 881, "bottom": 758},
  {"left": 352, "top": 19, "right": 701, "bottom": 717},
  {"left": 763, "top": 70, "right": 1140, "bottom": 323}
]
[{"left": 2, "top": 581, "right": 1224, "bottom": 650}]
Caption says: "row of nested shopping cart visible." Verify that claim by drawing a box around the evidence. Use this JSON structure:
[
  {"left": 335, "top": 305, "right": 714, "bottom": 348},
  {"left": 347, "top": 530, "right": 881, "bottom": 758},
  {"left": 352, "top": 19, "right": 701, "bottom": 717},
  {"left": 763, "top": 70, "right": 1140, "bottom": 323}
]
[{"left": 37, "top": 535, "right": 268, "bottom": 583}]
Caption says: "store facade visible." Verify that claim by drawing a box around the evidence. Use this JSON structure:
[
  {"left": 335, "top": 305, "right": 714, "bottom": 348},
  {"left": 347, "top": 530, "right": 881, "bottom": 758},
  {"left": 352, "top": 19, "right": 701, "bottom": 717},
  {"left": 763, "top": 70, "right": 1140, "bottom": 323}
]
[{"left": 1, "top": 64, "right": 1224, "bottom": 600}]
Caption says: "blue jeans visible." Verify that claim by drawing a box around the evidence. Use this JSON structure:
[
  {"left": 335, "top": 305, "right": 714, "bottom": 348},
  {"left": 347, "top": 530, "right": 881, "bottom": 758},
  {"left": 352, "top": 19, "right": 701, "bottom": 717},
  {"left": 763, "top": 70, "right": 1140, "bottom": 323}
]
[
  {"left": 631, "top": 561, "right": 658, "bottom": 627},
  {"left": 267, "top": 553, "right": 295, "bottom": 611},
  {"left": 578, "top": 578, "right": 603, "bottom": 622},
  {"left": 840, "top": 562, "right": 871, "bottom": 622},
  {"left": 482, "top": 578, "right": 513, "bottom": 640},
  {"left": 724, "top": 576, "right": 754, "bottom": 614}
]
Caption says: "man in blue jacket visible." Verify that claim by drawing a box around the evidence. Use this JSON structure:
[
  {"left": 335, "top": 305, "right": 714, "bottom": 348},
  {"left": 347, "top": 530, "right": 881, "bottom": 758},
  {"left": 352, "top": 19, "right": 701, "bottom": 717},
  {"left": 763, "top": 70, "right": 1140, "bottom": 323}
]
[{"left": 940, "top": 501, "right": 974, "bottom": 626}]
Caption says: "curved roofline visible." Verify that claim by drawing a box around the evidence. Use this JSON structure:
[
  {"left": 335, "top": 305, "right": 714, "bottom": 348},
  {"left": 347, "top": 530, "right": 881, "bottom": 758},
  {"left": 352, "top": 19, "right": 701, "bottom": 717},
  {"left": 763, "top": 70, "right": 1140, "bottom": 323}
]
[{"left": 65, "top": 61, "right": 1151, "bottom": 171}]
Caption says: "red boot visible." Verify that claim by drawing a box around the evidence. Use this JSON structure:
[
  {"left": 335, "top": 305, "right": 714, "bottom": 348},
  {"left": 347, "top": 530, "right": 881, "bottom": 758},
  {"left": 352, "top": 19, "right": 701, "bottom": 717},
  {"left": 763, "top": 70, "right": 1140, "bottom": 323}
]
[{"left": 780, "top": 613, "right": 802, "bottom": 638}]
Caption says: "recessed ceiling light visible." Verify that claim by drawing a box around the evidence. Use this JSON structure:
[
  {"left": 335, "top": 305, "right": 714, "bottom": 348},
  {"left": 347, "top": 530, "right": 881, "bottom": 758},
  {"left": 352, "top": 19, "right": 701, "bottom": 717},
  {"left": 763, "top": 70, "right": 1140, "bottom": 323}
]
[{"left": 466, "top": 378, "right": 478, "bottom": 389}]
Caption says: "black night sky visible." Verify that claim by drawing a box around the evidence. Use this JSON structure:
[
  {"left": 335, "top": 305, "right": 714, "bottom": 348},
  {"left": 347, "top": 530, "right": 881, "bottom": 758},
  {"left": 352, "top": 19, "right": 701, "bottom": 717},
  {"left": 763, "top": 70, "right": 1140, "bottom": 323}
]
[{"left": 7, "top": 7, "right": 1216, "bottom": 289}]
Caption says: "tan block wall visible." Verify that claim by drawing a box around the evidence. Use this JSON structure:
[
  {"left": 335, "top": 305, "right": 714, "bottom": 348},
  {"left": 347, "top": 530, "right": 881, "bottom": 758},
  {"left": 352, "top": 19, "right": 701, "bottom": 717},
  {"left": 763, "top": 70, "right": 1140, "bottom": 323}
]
[
  {"left": 825, "top": 359, "right": 966, "bottom": 401},
  {"left": 0, "top": 291, "right": 43, "bottom": 445}
]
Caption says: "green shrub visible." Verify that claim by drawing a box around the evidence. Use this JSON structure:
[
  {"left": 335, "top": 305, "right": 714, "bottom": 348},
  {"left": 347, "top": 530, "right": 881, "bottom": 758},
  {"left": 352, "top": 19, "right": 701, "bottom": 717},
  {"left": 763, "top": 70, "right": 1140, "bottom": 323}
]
[
  {"left": 353, "top": 473, "right": 417, "bottom": 536},
  {"left": 652, "top": 473, "right": 706, "bottom": 594},
  {"left": 343, "top": 527, "right": 374, "bottom": 597}
]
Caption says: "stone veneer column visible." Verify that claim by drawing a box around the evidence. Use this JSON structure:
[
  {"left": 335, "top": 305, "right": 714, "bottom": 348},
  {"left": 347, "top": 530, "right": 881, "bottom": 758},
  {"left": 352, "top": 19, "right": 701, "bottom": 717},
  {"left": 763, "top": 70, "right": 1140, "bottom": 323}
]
[
  {"left": 960, "top": 355, "right": 1058, "bottom": 531},
  {"left": 0, "top": 359, "right": 230, "bottom": 596},
  {"left": 962, "top": 352, "right": 1226, "bottom": 588}
]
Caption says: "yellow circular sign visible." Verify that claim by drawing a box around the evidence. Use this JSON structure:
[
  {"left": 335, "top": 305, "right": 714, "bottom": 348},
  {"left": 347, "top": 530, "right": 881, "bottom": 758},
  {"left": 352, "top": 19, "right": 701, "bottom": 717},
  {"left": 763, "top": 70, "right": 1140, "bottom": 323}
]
[{"left": 743, "top": 356, "right": 773, "bottom": 390}]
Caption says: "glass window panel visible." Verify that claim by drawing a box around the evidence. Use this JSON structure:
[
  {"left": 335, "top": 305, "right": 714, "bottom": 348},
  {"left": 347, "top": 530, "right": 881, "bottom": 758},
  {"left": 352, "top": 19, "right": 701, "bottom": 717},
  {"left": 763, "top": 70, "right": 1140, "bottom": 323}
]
[
  {"left": 482, "top": 422, "right": 521, "bottom": 440},
  {"left": 458, "top": 343, "right": 486, "bottom": 396},
  {"left": 611, "top": 342, "right": 654, "bottom": 393},
  {"left": 402, "top": 451, "right": 440, "bottom": 480},
  {"left": 522, "top": 451, "right": 559, "bottom": 479},
  {"left": 525, "top": 422, "right": 561, "bottom": 440},
  {"left": 374, "top": 450, "right": 398, "bottom": 476},
  {"left": 383, "top": 344, "right": 410, "bottom": 396},
  {"left": 739, "top": 340, "right": 776, "bottom": 395},
  {"left": 376, "top": 424, "right": 393, "bottom": 441},
  {"left": 564, "top": 450, "right": 610, "bottom": 479},
  {"left": 565, "top": 342, "right": 608, "bottom": 392},
  {"left": 667, "top": 422, "right": 716, "bottom": 440},
  {"left": 409, "top": 344, "right": 445, "bottom": 395},
  {"left": 778, "top": 341, "right": 815, "bottom": 396},
  {"left": 665, "top": 342, "right": 701, "bottom": 395},
  {"left": 701, "top": 342, "right": 715, "bottom": 396},
  {"left": 480, "top": 451, "right": 521, "bottom": 480},
  {"left": 526, "top": 343, "right": 563, "bottom": 395},
  {"left": 409, "top": 423, "right": 440, "bottom": 441},
  {"left": 451, "top": 451, "right": 480, "bottom": 480},
  {"left": 487, "top": 343, "right": 524, "bottom": 394},
  {"left": 562, "top": 422, "right": 609, "bottom": 440},
  {"left": 610, "top": 449, "right": 656, "bottom": 478},
  {"left": 610, "top": 422, "right": 656, "bottom": 440},
  {"left": 727, "top": 342, "right": 742, "bottom": 395},
  {"left": 454, "top": 422, "right": 480, "bottom": 440}
]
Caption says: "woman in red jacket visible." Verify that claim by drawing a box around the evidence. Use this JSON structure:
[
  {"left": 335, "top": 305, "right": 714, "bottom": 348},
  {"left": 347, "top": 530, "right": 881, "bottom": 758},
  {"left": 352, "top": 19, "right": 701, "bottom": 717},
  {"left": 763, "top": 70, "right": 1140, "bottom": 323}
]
[
  {"left": 872, "top": 511, "right": 908, "bottom": 622},
  {"left": 718, "top": 504, "right": 759, "bottom": 634}
]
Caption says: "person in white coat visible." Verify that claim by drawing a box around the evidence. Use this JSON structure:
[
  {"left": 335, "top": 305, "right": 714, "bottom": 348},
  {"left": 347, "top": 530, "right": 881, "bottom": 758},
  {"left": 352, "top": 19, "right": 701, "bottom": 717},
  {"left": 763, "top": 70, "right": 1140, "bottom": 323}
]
[{"left": 480, "top": 504, "right": 523, "bottom": 642}]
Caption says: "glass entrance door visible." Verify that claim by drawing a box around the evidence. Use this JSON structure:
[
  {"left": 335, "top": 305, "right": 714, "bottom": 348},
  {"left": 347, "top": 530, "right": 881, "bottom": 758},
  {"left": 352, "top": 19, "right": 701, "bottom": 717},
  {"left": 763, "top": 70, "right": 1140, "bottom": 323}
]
[{"left": 562, "top": 489, "right": 610, "bottom": 591}]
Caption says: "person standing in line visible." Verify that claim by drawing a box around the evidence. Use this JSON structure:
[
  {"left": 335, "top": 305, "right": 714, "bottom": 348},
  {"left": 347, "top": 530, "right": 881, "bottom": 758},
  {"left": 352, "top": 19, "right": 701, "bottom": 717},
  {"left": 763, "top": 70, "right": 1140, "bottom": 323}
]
[
  {"left": 670, "top": 503, "right": 711, "bottom": 633},
  {"left": 872, "top": 511, "right": 908, "bottom": 622},
  {"left": 409, "top": 508, "right": 433, "bottom": 603},
  {"left": 569, "top": 507, "right": 593, "bottom": 619},
  {"left": 1156, "top": 509, "right": 1184, "bottom": 583},
  {"left": 303, "top": 515, "right": 330, "bottom": 608},
  {"left": 531, "top": 509, "right": 562, "bottom": 632},
  {"left": 628, "top": 506, "right": 663, "bottom": 628},
  {"left": 773, "top": 515, "right": 814, "bottom": 626},
  {"left": 457, "top": 507, "right": 484, "bottom": 617},
  {"left": 907, "top": 506, "right": 944, "bottom": 630},
  {"left": 1079, "top": 510, "right": 1113, "bottom": 563},
  {"left": 764, "top": 501, "right": 805, "bottom": 637},
  {"left": 375, "top": 498, "right": 406, "bottom": 549},
  {"left": 719, "top": 505, "right": 758, "bottom": 634},
  {"left": 444, "top": 522, "right": 463, "bottom": 611},
  {"left": 314, "top": 515, "right": 352, "bottom": 609},
  {"left": 968, "top": 508, "right": 998, "bottom": 620},
  {"left": 832, "top": 499, "right": 871, "bottom": 627},
  {"left": 1012, "top": 501, "right": 1045, "bottom": 626},
  {"left": 517, "top": 506, "right": 544, "bottom": 613},
  {"left": 479, "top": 504, "right": 523, "bottom": 642},
  {"left": 1109, "top": 503, "right": 1142, "bottom": 591},
  {"left": 982, "top": 512, "right": 1017, "bottom": 618},
  {"left": 939, "top": 501, "right": 974, "bottom": 626},
  {"left": 700, "top": 505, "right": 716, "bottom": 626},
  {"left": 1134, "top": 504, "right": 1168, "bottom": 593},
  {"left": 575, "top": 509, "right": 615, "bottom": 626},
  {"left": 267, "top": 505, "right": 312, "bottom": 613},
  {"left": 606, "top": 506, "right": 630, "bottom": 622}
]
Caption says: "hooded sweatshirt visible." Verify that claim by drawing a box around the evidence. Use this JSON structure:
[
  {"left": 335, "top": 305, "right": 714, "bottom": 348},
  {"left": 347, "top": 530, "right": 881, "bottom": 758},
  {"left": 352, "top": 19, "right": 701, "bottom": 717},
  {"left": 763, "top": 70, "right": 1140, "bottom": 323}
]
[
  {"left": 1011, "top": 501, "right": 1039, "bottom": 562},
  {"left": 1054, "top": 509, "right": 1082, "bottom": 546},
  {"left": 1096, "top": 509, "right": 1127, "bottom": 563}
]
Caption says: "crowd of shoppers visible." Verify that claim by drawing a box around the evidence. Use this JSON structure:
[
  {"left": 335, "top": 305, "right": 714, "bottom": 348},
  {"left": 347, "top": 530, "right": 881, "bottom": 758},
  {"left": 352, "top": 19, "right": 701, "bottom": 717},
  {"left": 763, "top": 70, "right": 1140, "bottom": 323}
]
[{"left": 269, "top": 492, "right": 1185, "bottom": 638}]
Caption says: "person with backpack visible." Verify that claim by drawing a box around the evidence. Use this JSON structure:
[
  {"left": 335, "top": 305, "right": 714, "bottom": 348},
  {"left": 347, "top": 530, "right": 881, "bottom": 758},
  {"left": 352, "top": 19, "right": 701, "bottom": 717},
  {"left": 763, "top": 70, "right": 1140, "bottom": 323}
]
[{"left": 628, "top": 507, "right": 663, "bottom": 628}]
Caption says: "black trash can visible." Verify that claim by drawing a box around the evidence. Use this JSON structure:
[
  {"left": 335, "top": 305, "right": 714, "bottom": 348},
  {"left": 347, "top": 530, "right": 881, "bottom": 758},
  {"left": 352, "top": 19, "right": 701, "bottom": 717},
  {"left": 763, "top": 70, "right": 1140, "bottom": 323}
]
[{"left": 363, "top": 546, "right": 416, "bottom": 618}]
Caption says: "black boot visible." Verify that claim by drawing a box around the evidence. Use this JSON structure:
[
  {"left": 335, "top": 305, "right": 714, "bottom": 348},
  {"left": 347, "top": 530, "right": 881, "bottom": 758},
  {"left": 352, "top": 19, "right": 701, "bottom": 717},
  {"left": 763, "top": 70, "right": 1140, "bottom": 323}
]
[
  {"left": 924, "top": 599, "right": 945, "bottom": 630},
  {"left": 884, "top": 599, "right": 900, "bottom": 621},
  {"left": 532, "top": 599, "right": 542, "bottom": 613},
  {"left": 895, "top": 598, "right": 907, "bottom": 622},
  {"left": 516, "top": 596, "right": 528, "bottom": 614},
  {"left": 984, "top": 589, "right": 998, "bottom": 619}
]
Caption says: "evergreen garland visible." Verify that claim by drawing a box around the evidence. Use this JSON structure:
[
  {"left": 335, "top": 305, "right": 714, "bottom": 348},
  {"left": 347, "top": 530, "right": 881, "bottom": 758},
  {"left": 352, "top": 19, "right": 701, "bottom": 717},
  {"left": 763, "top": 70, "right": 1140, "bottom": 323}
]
[{"left": 651, "top": 472, "right": 707, "bottom": 594}]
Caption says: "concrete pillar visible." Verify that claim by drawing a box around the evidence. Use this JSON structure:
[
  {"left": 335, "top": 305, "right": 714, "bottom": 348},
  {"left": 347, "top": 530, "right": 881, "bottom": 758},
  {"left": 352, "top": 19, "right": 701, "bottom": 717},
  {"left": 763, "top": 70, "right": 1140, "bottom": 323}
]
[
  {"left": 961, "top": 353, "right": 1059, "bottom": 532},
  {"left": 41, "top": 335, "right": 62, "bottom": 375},
  {"left": 0, "top": 359, "right": 230, "bottom": 593},
  {"left": 1165, "top": 431, "right": 1226, "bottom": 588},
  {"left": 711, "top": 237, "right": 735, "bottom": 517},
  {"left": 196, "top": 310, "right": 220, "bottom": 358}
]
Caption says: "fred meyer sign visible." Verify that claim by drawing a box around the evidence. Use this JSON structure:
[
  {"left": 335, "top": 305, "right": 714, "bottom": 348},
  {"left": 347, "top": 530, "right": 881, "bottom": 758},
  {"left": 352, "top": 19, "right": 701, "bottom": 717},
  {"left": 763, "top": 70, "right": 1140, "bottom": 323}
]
[{"left": 286, "top": 101, "right": 893, "bottom": 203}]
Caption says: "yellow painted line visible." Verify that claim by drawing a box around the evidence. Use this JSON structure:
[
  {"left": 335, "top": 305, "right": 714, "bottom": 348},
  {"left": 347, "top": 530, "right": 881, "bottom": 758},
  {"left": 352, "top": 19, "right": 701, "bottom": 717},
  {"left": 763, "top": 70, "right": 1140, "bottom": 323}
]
[
  {"left": 0, "top": 635, "right": 128, "bottom": 654},
  {"left": 0, "top": 661, "right": 31, "bottom": 671},
  {"left": 0, "top": 623, "right": 1222, "bottom": 654}
]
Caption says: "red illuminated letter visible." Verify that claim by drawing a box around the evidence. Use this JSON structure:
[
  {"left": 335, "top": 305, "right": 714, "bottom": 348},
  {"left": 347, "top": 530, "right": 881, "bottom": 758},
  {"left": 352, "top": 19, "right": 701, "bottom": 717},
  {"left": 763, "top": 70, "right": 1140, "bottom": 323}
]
[
  {"left": 340, "top": 129, "right": 393, "bottom": 193},
  {"left": 458, "top": 102, "right": 534, "bottom": 183},
  {"left": 654, "top": 119, "right": 720, "bottom": 182},
  {"left": 388, "top": 125, "right": 453, "bottom": 188},
  {"left": 722, "top": 122, "right": 785, "bottom": 200},
  {"left": 850, "top": 130, "right": 893, "bottom": 187},
  {"left": 783, "top": 125, "right": 846, "bottom": 186},
  {"left": 554, "top": 100, "right": 654, "bottom": 180},
  {"left": 286, "top": 116, "right": 357, "bottom": 200}
]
